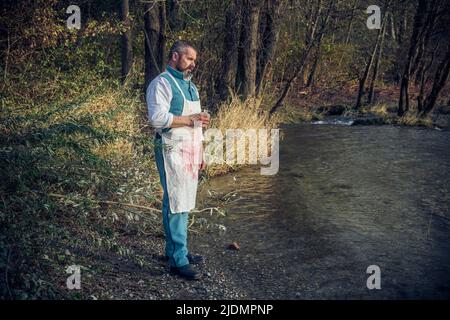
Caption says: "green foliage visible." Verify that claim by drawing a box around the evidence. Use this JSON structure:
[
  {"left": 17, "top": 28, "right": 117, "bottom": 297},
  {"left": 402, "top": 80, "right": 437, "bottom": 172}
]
[{"left": 0, "top": 9, "right": 160, "bottom": 296}]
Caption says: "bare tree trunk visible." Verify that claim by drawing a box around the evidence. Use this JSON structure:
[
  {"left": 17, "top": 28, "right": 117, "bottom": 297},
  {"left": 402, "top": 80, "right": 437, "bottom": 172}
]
[
  {"left": 217, "top": 0, "right": 241, "bottom": 101},
  {"left": 306, "top": 0, "right": 323, "bottom": 46},
  {"left": 269, "top": 40, "right": 317, "bottom": 116},
  {"left": 355, "top": 11, "right": 388, "bottom": 110},
  {"left": 305, "top": 13, "right": 329, "bottom": 89},
  {"left": 413, "top": 0, "right": 439, "bottom": 85},
  {"left": 270, "top": 0, "right": 330, "bottom": 116},
  {"left": 417, "top": 44, "right": 438, "bottom": 113},
  {"left": 255, "top": 0, "right": 283, "bottom": 98},
  {"left": 419, "top": 45, "right": 450, "bottom": 117},
  {"left": 306, "top": 47, "right": 320, "bottom": 88},
  {"left": 394, "top": 13, "right": 407, "bottom": 83},
  {"left": 337, "top": 0, "right": 358, "bottom": 67},
  {"left": 300, "top": 0, "right": 327, "bottom": 85},
  {"left": 167, "top": 0, "right": 182, "bottom": 31},
  {"left": 120, "top": 0, "right": 133, "bottom": 84},
  {"left": 367, "top": 14, "right": 388, "bottom": 104},
  {"left": 398, "top": 0, "right": 427, "bottom": 116},
  {"left": 344, "top": 0, "right": 359, "bottom": 44},
  {"left": 354, "top": 42, "right": 379, "bottom": 110},
  {"left": 328, "top": 0, "right": 341, "bottom": 44},
  {"left": 306, "top": 0, "right": 334, "bottom": 89},
  {"left": 389, "top": 9, "right": 396, "bottom": 43},
  {"left": 144, "top": 1, "right": 166, "bottom": 95},
  {"left": 239, "top": 0, "right": 263, "bottom": 99}
]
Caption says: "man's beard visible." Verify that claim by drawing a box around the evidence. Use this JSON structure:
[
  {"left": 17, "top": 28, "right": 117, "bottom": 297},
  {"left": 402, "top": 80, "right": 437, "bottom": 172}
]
[
  {"left": 183, "top": 69, "right": 193, "bottom": 79},
  {"left": 176, "top": 62, "right": 194, "bottom": 79}
]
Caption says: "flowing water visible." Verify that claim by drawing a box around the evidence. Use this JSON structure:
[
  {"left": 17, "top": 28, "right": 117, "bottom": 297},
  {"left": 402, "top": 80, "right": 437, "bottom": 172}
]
[{"left": 195, "top": 122, "right": 450, "bottom": 299}]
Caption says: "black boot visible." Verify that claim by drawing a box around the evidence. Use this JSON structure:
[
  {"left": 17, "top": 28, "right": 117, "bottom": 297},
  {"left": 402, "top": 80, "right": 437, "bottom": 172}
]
[
  {"left": 186, "top": 253, "right": 204, "bottom": 264},
  {"left": 169, "top": 264, "right": 202, "bottom": 280}
]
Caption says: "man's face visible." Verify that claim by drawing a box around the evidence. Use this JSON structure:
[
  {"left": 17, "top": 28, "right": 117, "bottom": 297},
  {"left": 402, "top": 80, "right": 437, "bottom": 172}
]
[{"left": 173, "top": 47, "right": 197, "bottom": 77}]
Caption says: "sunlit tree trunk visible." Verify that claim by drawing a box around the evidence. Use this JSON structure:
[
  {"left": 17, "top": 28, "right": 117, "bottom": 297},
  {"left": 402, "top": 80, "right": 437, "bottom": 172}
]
[
  {"left": 238, "top": 0, "right": 263, "bottom": 99},
  {"left": 256, "top": 0, "right": 283, "bottom": 98},
  {"left": 144, "top": 1, "right": 166, "bottom": 95},
  {"left": 217, "top": 0, "right": 241, "bottom": 101}
]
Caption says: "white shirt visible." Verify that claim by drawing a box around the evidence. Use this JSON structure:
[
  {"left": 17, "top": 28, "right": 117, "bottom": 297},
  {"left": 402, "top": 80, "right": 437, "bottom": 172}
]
[{"left": 146, "top": 76, "right": 174, "bottom": 134}]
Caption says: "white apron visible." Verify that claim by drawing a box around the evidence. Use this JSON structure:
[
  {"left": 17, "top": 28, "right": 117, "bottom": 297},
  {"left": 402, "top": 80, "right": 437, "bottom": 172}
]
[{"left": 161, "top": 72, "right": 203, "bottom": 213}]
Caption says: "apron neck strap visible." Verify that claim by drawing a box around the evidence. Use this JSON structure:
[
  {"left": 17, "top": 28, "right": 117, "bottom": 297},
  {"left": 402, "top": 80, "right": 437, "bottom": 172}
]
[{"left": 165, "top": 71, "right": 187, "bottom": 101}]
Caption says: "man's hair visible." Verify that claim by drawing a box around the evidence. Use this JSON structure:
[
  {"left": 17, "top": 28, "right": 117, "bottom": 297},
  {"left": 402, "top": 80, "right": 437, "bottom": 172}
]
[{"left": 168, "top": 40, "right": 196, "bottom": 60}]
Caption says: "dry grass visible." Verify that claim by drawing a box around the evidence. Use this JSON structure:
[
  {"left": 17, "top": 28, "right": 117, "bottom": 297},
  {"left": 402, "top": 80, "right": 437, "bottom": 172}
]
[
  {"left": 204, "top": 93, "right": 281, "bottom": 177},
  {"left": 397, "top": 113, "right": 434, "bottom": 127},
  {"left": 362, "top": 104, "right": 391, "bottom": 117},
  {"left": 356, "top": 102, "right": 435, "bottom": 128},
  {"left": 275, "top": 103, "right": 323, "bottom": 123}
]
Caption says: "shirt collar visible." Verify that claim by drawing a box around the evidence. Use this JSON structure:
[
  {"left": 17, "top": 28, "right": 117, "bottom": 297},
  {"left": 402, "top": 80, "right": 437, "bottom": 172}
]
[{"left": 166, "top": 65, "right": 192, "bottom": 81}]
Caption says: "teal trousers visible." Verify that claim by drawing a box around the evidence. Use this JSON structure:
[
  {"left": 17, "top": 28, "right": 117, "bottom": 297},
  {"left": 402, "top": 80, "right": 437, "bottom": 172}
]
[{"left": 154, "top": 136, "right": 190, "bottom": 268}]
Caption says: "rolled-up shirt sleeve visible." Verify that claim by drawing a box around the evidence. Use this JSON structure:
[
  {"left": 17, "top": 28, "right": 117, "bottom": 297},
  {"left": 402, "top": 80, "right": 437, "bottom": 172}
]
[{"left": 146, "top": 77, "right": 174, "bottom": 130}]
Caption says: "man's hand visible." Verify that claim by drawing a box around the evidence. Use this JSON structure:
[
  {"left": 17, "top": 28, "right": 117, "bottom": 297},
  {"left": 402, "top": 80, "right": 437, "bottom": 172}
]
[
  {"left": 171, "top": 112, "right": 210, "bottom": 128},
  {"left": 189, "top": 112, "right": 210, "bottom": 128}
]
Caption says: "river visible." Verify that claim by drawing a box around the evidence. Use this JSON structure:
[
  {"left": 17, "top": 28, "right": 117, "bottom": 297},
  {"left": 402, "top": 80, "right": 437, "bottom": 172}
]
[{"left": 194, "top": 122, "right": 450, "bottom": 299}]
